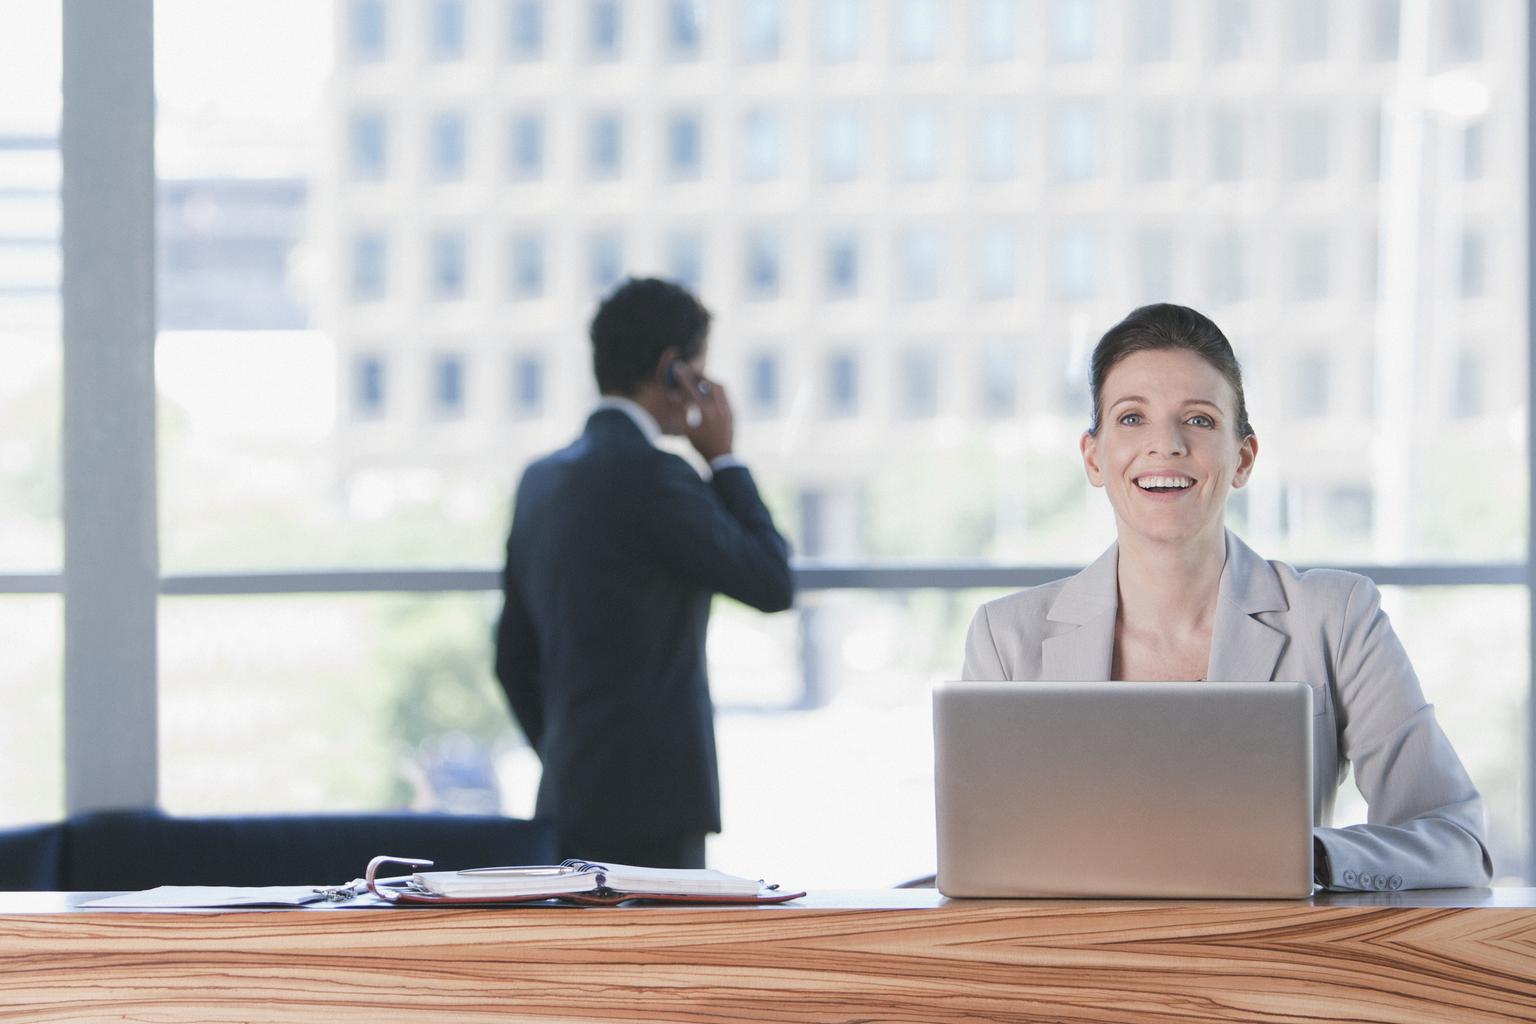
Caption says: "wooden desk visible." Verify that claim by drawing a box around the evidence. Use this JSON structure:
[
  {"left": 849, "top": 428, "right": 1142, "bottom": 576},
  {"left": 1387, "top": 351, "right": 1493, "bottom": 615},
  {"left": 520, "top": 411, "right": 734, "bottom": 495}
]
[{"left": 0, "top": 888, "right": 1532, "bottom": 1023}]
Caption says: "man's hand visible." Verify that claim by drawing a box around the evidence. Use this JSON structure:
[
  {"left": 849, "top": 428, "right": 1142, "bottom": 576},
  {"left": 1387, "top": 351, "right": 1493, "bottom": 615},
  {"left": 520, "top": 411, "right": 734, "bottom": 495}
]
[{"left": 673, "top": 363, "right": 734, "bottom": 462}]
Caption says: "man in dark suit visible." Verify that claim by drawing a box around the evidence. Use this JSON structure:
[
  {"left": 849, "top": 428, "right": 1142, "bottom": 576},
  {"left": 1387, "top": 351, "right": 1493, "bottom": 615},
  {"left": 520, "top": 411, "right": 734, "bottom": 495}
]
[{"left": 495, "top": 277, "right": 794, "bottom": 869}]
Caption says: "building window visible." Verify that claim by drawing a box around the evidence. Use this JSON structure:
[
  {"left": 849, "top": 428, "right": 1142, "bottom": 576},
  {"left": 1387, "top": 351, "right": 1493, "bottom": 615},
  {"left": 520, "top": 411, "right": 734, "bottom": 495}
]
[
  {"left": 738, "top": 0, "right": 782, "bottom": 62},
  {"left": 1050, "top": 101, "right": 1103, "bottom": 182},
  {"left": 354, "top": 353, "right": 387, "bottom": 417},
  {"left": 1213, "top": 0, "right": 1253, "bottom": 61},
  {"left": 1137, "top": 226, "right": 1175, "bottom": 302},
  {"left": 973, "top": 0, "right": 1021, "bottom": 61},
  {"left": 433, "top": 353, "right": 467, "bottom": 418},
  {"left": 826, "top": 351, "right": 860, "bottom": 417},
  {"left": 508, "top": 231, "right": 545, "bottom": 299},
  {"left": 666, "top": 111, "right": 703, "bottom": 180},
  {"left": 896, "top": 104, "right": 943, "bottom": 182},
  {"left": 824, "top": 231, "right": 860, "bottom": 298},
  {"left": 1050, "top": 0, "right": 1100, "bottom": 61},
  {"left": 430, "top": 231, "right": 468, "bottom": 300},
  {"left": 1136, "top": 106, "right": 1174, "bottom": 182},
  {"left": 428, "top": 0, "right": 467, "bottom": 61},
  {"left": 1134, "top": 0, "right": 1172, "bottom": 61},
  {"left": 590, "top": 0, "right": 622, "bottom": 60},
  {"left": 743, "top": 227, "right": 782, "bottom": 300},
  {"left": 510, "top": 353, "right": 544, "bottom": 417},
  {"left": 1453, "top": 348, "right": 1485, "bottom": 418},
  {"left": 1370, "top": 0, "right": 1400, "bottom": 59},
  {"left": 350, "top": 0, "right": 387, "bottom": 61},
  {"left": 666, "top": 230, "right": 704, "bottom": 291},
  {"left": 978, "top": 338, "right": 1021, "bottom": 418},
  {"left": 741, "top": 108, "right": 785, "bottom": 182},
  {"left": 817, "top": 106, "right": 866, "bottom": 182},
  {"left": 351, "top": 231, "right": 388, "bottom": 301},
  {"left": 506, "top": 0, "right": 544, "bottom": 61},
  {"left": 507, "top": 113, "right": 544, "bottom": 180},
  {"left": 1326, "top": 487, "right": 1374, "bottom": 537},
  {"left": 1292, "top": 352, "right": 1330, "bottom": 419},
  {"left": 896, "top": 0, "right": 941, "bottom": 62},
  {"left": 348, "top": 110, "right": 388, "bottom": 180},
  {"left": 1053, "top": 225, "right": 1101, "bottom": 301},
  {"left": 1287, "top": 0, "right": 1328, "bottom": 60},
  {"left": 588, "top": 230, "right": 624, "bottom": 293},
  {"left": 1286, "top": 108, "right": 1330, "bottom": 181},
  {"left": 975, "top": 104, "right": 1020, "bottom": 182},
  {"left": 1460, "top": 230, "right": 1486, "bottom": 298},
  {"left": 1365, "top": 103, "right": 1385, "bottom": 182},
  {"left": 975, "top": 224, "right": 1019, "bottom": 301},
  {"left": 588, "top": 112, "right": 623, "bottom": 180},
  {"left": 666, "top": 0, "right": 703, "bottom": 59},
  {"left": 1210, "top": 108, "right": 1245, "bottom": 182},
  {"left": 1444, "top": 0, "right": 1482, "bottom": 62},
  {"left": 1462, "top": 121, "right": 1486, "bottom": 180},
  {"left": 818, "top": 0, "right": 862, "bottom": 61},
  {"left": 429, "top": 111, "right": 467, "bottom": 181},
  {"left": 1205, "top": 230, "right": 1248, "bottom": 305},
  {"left": 900, "top": 347, "right": 941, "bottom": 418},
  {"left": 747, "top": 351, "right": 781, "bottom": 417},
  {"left": 897, "top": 226, "right": 942, "bottom": 302},
  {"left": 1290, "top": 230, "right": 1330, "bottom": 301}
]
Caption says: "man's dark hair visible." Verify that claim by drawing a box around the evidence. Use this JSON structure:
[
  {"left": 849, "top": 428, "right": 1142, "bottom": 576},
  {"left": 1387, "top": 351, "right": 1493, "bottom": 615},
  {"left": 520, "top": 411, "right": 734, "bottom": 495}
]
[
  {"left": 590, "top": 277, "right": 711, "bottom": 395},
  {"left": 1088, "top": 302, "right": 1255, "bottom": 440}
]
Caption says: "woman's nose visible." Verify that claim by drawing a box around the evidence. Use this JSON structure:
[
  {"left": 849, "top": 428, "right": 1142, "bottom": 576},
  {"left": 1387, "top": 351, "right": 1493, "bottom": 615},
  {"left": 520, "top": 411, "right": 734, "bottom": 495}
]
[{"left": 1146, "top": 425, "right": 1187, "bottom": 456}]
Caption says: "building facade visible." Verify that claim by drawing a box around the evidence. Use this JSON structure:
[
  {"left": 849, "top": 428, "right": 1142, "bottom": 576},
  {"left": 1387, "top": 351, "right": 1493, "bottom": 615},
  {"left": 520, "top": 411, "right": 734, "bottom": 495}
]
[{"left": 319, "top": 0, "right": 1521, "bottom": 564}]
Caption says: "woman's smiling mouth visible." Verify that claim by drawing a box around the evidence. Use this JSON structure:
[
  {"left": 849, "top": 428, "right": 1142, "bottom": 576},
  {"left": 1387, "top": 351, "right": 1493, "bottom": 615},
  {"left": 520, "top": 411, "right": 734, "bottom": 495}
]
[{"left": 1134, "top": 474, "right": 1196, "bottom": 494}]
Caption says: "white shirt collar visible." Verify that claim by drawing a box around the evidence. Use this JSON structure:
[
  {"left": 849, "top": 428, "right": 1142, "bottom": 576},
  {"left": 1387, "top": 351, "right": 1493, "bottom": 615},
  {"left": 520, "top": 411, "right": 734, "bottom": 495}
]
[{"left": 594, "top": 395, "right": 662, "bottom": 446}]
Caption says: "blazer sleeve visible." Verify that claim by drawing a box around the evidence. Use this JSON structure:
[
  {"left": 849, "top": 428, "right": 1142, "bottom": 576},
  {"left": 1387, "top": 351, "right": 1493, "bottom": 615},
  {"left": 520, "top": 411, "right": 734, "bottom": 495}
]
[
  {"left": 494, "top": 561, "right": 544, "bottom": 754},
  {"left": 1315, "top": 575, "right": 1493, "bottom": 889},
  {"left": 638, "top": 457, "right": 794, "bottom": 613}
]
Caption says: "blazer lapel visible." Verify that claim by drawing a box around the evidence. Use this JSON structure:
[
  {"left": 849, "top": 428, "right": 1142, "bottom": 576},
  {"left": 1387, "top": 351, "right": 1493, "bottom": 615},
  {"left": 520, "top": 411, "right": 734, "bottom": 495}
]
[
  {"left": 1205, "top": 530, "right": 1289, "bottom": 682},
  {"left": 1041, "top": 543, "right": 1118, "bottom": 681}
]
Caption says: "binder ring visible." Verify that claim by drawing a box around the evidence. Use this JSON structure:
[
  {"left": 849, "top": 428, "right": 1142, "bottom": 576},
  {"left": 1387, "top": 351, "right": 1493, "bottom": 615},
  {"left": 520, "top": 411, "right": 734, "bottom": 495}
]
[{"left": 365, "top": 854, "right": 435, "bottom": 901}]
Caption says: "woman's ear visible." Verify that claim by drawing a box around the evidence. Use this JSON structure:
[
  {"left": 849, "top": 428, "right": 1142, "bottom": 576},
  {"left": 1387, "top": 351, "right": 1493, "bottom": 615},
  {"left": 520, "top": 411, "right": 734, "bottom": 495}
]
[
  {"left": 1080, "top": 430, "right": 1105, "bottom": 488},
  {"left": 1231, "top": 433, "right": 1259, "bottom": 489}
]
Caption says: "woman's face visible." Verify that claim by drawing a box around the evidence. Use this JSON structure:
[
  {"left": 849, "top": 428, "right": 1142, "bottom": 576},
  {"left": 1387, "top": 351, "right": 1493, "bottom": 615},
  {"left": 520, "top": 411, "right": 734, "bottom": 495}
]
[{"left": 1080, "top": 347, "right": 1257, "bottom": 550}]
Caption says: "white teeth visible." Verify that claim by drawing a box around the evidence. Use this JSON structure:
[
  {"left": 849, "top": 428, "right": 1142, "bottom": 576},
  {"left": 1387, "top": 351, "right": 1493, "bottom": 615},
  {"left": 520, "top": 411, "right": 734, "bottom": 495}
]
[{"left": 1137, "top": 476, "right": 1194, "bottom": 490}]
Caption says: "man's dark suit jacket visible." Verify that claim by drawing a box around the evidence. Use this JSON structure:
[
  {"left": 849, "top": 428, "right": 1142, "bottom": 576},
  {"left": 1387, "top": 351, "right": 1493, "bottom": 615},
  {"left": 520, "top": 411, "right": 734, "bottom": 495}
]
[{"left": 495, "top": 409, "right": 793, "bottom": 844}]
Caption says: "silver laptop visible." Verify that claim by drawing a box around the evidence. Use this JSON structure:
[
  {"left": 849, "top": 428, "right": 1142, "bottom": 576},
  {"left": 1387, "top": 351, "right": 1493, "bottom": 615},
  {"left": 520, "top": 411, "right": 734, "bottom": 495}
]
[{"left": 934, "top": 680, "right": 1314, "bottom": 899}]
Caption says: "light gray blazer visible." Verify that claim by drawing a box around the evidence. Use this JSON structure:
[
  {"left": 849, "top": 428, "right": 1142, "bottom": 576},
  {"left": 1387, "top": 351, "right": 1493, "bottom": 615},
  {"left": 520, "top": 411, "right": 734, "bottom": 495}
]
[{"left": 962, "top": 529, "right": 1493, "bottom": 891}]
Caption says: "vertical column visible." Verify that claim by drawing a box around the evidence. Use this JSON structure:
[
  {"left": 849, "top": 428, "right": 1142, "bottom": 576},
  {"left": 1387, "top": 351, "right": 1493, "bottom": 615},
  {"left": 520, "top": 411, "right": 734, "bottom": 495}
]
[{"left": 60, "top": 0, "right": 158, "bottom": 813}]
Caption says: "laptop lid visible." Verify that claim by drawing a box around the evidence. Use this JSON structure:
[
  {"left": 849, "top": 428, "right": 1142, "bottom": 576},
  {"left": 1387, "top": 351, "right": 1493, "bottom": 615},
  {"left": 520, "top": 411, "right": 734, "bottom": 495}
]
[{"left": 934, "top": 680, "right": 1314, "bottom": 899}]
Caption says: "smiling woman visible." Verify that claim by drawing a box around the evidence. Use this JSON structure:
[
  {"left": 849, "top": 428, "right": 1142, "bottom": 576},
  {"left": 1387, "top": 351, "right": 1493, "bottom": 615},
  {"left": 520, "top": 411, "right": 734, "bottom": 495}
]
[{"left": 962, "top": 303, "right": 1493, "bottom": 894}]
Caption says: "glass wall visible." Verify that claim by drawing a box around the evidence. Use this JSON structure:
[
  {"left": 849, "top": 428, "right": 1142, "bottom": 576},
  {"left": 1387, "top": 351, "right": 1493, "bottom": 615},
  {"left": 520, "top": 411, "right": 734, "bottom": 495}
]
[
  {"left": 43, "top": 0, "right": 1511, "bottom": 886},
  {"left": 0, "top": 0, "right": 63, "bottom": 825}
]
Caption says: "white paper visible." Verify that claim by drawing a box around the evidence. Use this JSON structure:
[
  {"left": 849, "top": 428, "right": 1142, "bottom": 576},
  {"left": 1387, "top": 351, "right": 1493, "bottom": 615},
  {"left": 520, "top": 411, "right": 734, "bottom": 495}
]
[{"left": 81, "top": 885, "right": 333, "bottom": 908}]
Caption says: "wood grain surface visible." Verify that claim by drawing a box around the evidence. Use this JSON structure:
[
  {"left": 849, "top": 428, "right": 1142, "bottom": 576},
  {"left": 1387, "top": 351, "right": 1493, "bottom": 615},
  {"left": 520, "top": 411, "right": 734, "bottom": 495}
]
[{"left": 0, "top": 890, "right": 1532, "bottom": 1023}]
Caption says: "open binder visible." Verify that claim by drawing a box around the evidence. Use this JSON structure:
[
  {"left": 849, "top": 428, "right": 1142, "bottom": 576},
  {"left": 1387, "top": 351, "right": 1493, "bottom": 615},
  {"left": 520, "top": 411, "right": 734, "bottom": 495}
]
[{"left": 362, "top": 855, "right": 805, "bottom": 906}]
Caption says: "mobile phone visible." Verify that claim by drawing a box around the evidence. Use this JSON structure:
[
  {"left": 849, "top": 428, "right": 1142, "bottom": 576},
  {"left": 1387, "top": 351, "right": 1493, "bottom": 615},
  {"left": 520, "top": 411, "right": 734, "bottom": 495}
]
[{"left": 665, "top": 359, "right": 685, "bottom": 388}]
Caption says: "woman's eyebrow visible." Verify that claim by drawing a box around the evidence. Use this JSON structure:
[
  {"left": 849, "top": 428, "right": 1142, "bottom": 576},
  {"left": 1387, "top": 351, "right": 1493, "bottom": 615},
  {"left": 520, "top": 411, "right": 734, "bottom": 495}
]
[{"left": 1107, "top": 395, "right": 1147, "bottom": 409}]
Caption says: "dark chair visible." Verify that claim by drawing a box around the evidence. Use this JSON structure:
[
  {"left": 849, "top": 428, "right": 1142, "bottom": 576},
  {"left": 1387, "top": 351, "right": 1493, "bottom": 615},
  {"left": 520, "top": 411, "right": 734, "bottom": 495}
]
[
  {"left": 0, "top": 811, "right": 556, "bottom": 891},
  {"left": 0, "top": 822, "right": 66, "bottom": 890}
]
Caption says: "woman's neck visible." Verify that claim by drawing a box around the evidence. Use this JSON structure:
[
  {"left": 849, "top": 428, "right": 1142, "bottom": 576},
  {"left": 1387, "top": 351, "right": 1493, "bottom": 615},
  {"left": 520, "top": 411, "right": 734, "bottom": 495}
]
[{"left": 1115, "top": 529, "right": 1227, "bottom": 636}]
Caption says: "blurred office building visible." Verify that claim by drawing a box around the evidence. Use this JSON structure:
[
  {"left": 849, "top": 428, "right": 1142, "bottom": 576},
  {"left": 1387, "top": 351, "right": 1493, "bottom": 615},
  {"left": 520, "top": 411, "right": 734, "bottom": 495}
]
[
  {"left": 317, "top": 0, "right": 1521, "bottom": 567},
  {"left": 0, "top": 131, "right": 59, "bottom": 334}
]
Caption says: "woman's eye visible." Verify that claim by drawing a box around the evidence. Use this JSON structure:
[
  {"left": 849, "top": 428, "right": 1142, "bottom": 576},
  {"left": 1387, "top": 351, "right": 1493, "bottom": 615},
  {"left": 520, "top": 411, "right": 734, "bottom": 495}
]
[
  {"left": 1187, "top": 414, "right": 1214, "bottom": 428},
  {"left": 1118, "top": 412, "right": 1142, "bottom": 426}
]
